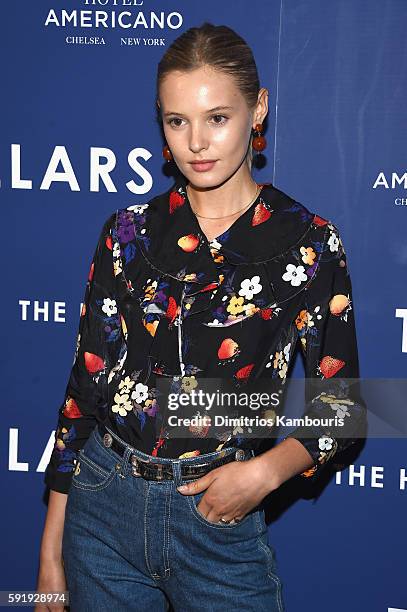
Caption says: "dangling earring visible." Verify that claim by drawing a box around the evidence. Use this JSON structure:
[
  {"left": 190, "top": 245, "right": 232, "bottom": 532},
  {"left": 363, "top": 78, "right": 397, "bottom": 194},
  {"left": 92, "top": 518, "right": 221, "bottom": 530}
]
[
  {"left": 252, "top": 123, "right": 267, "bottom": 155},
  {"left": 162, "top": 144, "right": 173, "bottom": 162}
]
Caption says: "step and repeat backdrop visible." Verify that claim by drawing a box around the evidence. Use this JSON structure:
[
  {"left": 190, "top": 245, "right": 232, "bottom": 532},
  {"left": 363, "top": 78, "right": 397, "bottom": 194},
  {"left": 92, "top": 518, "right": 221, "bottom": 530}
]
[{"left": 1, "top": 1, "right": 406, "bottom": 610}]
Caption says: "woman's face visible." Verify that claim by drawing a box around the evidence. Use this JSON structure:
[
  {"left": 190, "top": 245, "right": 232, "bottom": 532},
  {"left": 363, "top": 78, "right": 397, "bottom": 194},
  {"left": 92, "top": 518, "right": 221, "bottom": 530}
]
[{"left": 158, "top": 66, "right": 256, "bottom": 188}]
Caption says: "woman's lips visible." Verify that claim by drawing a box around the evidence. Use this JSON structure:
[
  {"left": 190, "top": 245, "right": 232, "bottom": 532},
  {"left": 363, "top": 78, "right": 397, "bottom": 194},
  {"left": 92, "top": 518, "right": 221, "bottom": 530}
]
[{"left": 189, "top": 160, "right": 217, "bottom": 172}]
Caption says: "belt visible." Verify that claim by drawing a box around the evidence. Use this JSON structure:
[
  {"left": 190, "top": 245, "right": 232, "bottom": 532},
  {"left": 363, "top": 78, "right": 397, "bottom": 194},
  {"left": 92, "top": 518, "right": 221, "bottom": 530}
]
[{"left": 97, "top": 422, "right": 251, "bottom": 481}]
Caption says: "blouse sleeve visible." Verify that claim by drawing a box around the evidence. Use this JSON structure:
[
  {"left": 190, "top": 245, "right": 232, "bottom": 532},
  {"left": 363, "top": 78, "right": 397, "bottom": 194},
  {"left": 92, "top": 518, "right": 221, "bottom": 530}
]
[
  {"left": 44, "top": 211, "right": 125, "bottom": 494},
  {"left": 284, "top": 221, "right": 367, "bottom": 481}
]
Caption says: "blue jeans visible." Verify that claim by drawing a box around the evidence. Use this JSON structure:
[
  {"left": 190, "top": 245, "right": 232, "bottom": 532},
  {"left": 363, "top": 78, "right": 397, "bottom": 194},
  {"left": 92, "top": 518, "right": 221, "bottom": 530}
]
[{"left": 62, "top": 425, "right": 285, "bottom": 611}]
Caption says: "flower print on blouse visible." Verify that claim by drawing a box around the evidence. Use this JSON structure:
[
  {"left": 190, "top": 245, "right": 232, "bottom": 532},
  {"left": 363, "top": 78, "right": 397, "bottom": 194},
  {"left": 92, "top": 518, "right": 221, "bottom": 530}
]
[{"left": 44, "top": 174, "right": 367, "bottom": 493}]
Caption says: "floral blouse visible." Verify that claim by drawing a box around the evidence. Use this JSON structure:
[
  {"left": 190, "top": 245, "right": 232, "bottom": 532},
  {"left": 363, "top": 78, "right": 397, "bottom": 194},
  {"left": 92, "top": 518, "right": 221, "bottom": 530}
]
[{"left": 44, "top": 174, "right": 366, "bottom": 494}]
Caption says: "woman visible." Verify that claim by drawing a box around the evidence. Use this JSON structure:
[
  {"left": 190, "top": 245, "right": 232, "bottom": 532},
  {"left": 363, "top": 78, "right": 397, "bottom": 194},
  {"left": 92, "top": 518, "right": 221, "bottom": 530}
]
[{"left": 37, "top": 22, "right": 366, "bottom": 612}]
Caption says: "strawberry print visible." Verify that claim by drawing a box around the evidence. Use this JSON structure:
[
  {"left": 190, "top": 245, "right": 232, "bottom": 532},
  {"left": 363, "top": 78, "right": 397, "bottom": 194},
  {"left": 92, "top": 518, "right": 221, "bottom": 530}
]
[
  {"left": 44, "top": 176, "right": 365, "bottom": 494},
  {"left": 169, "top": 189, "right": 185, "bottom": 214},
  {"left": 318, "top": 356, "right": 346, "bottom": 378},
  {"left": 84, "top": 352, "right": 105, "bottom": 374},
  {"left": 252, "top": 200, "right": 273, "bottom": 226},
  {"left": 62, "top": 397, "right": 83, "bottom": 419},
  {"left": 217, "top": 338, "right": 240, "bottom": 363},
  {"left": 234, "top": 363, "right": 255, "bottom": 382}
]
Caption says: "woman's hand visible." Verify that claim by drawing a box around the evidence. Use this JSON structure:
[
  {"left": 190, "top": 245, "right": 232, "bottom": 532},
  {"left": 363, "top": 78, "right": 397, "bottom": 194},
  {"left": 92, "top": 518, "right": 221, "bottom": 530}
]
[
  {"left": 35, "top": 557, "right": 67, "bottom": 611},
  {"left": 176, "top": 455, "right": 279, "bottom": 523}
]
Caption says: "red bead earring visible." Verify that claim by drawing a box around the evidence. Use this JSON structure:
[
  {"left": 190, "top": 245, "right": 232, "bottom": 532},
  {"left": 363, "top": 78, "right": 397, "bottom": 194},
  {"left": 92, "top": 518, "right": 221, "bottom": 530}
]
[
  {"left": 252, "top": 123, "right": 267, "bottom": 154},
  {"left": 163, "top": 144, "right": 173, "bottom": 162}
]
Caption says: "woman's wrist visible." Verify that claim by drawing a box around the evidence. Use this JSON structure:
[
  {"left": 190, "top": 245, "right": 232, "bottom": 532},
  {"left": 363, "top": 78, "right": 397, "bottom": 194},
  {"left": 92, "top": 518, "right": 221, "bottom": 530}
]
[
  {"left": 40, "top": 527, "right": 63, "bottom": 563},
  {"left": 254, "top": 438, "right": 315, "bottom": 493},
  {"left": 247, "top": 454, "right": 282, "bottom": 496}
]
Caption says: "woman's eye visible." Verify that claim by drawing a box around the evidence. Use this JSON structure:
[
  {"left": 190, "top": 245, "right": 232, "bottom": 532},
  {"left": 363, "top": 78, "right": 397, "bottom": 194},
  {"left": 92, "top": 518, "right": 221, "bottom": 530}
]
[
  {"left": 210, "top": 115, "right": 227, "bottom": 125},
  {"left": 168, "top": 117, "right": 184, "bottom": 128}
]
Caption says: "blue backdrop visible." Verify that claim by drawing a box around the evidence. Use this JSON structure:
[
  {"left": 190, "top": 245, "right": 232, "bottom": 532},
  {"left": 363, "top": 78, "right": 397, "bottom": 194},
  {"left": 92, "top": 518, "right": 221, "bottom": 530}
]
[{"left": 1, "top": 1, "right": 406, "bottom": 610}]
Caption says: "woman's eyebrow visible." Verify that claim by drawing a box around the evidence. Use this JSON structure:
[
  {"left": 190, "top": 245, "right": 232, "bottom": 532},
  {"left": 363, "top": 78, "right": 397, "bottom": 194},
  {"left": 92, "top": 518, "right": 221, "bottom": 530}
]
[{"left": 163, "top": 105, "right": 235, "bottom": 117}]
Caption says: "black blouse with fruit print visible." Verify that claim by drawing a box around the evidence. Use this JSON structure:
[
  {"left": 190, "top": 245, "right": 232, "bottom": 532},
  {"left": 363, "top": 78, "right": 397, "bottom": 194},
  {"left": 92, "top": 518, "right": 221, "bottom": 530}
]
[{"left": 44, "top": 174, "right": 367, "bottom": 494}]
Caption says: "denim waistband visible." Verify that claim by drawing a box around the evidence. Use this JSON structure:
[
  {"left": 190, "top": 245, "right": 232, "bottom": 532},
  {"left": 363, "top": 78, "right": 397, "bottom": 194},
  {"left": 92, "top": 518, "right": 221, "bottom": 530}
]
[{"left": 94, "top": 422, "right": 254, "bottom": 467}]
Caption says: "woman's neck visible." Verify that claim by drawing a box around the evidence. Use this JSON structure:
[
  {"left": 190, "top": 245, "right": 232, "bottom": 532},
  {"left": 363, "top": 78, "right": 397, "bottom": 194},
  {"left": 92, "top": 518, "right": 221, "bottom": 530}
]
[
  {"left": 186, "top": 172, "right": 260, "bottom": 243},
  {"left": 186, "top": 172, "right": 259, "bottom": 219}
]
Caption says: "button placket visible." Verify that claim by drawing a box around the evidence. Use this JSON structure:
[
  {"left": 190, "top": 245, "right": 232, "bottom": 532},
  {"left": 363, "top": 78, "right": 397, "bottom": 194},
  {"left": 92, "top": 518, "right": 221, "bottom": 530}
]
[{"left": 177, "top": 286, "right": 186, "bottom": 377}]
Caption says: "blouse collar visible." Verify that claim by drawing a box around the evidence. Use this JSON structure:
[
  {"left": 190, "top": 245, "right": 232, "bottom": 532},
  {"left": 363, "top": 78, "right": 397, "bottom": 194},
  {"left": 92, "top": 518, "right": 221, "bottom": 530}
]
[{"left": 129, "top": 173, "right": 316, "bottom": 286}]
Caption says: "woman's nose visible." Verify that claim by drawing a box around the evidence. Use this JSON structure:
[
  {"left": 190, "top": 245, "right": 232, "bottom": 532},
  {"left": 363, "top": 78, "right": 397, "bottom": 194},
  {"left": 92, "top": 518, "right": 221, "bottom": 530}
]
[{"left": 188, "top": 124, "right": 209, "bottom": 153}]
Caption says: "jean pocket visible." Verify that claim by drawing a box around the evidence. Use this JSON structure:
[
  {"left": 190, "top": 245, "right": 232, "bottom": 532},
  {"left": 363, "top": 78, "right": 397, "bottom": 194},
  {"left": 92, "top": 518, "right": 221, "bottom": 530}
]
[
  {"left": 71, "top": 449, "right": 118, "bottom": 492},
  {"left": 187, "top": 490, "right": 260, "bottom": 530}
]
